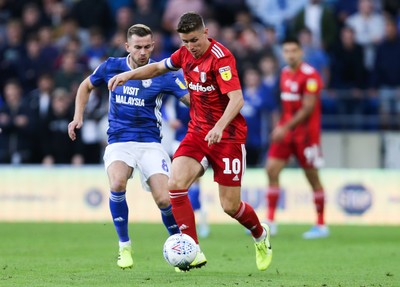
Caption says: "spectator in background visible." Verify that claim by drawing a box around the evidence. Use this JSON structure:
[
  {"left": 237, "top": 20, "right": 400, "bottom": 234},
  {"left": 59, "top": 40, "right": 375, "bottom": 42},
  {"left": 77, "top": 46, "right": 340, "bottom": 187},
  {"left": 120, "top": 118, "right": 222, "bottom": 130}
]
[
  {"left": 329, "top": 25, "right": 367, "bottom": 128},
  {"left": 258, "top": 54, "right": 280, "bottom": 125},
  {"left": 290, "top": 0, "right": 337, "bottom": 51},
  {"left": 0, "top": 19, "right": 24, "bottom": 91},
  {"left": 107, "top": 30, "right": 127, "bottom": 58},
  {"left": 37, "top": 26, "right": 59, "bottom": 72},
  {"left": 42, "top": 88, "right": 84, "bottom": 165},
  {"left": 28, "top": 73, "right": 54, "bottom": 163},
  {"left": 0, "top": 79, "right": 34, "bottom": 164},
  {"left": 208, "top": 0, "right": 248, "bottom": 26},
  {"left": 373, "top": 17, "right": 400, "bottom": 129},
  {"left": 298, "top": 27, "right": 330, "bottom": 84},
  {"left": 54, "top": 16, "right": 89, "bottom": 52},
  {"left": 54, "top": 51, "right": 85, "bottom": 95},
  {"left": 21, "top": 2, "right": 47, "bottom": 40},
  {"left": 17, "top": 35, "right": 44, "bottom": 93},
  {"left": 106, "top": 0, "right": 132, "bottom": 18},
  {"left": 41, "top": 0, "right": 68, "bottom": 27},
  {"left": 346, "top": 0, "right": 385, "bottom": 73},
  {"left": 70, "top": 0, "right": 112, "bottom": 37},
  {"left": 261, "top": 26, "right": 285, "bottom": 67},
  {"left": 113, "top": 6, "right": 134, "bottom": 35},
  {"left": 241, "top": 67, "right": 277, "bottom": 167},
  {"left": 334, "top": 0, "right": 359, "bottom": 28},
  {"left": 85, "top": 27, "right": 108, "bottom": 71},
  {"left": 246, "top": 0, "right": 308, "bottom": 41},
  {"left": 133, "top": 0, "right": 163, "bottom": 32},
  {"left": 235, "top": 27, "right": 264, "bottom": 78},
  {"left": 162, "top": 0, "right": 208, "bottom": 49}
]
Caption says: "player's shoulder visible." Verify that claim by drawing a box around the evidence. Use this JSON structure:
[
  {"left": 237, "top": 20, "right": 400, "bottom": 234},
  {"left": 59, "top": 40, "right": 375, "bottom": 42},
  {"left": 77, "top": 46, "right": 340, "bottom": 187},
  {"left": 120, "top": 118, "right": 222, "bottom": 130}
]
[
  {"left": 299, "top": 62, "right": 318, "bottom": 76},
  {"left": 209, "top": 39, "right": 233, "bottom": 60},
  {"left": 101, "top": 56, "right": 128, "bottom": 72}
]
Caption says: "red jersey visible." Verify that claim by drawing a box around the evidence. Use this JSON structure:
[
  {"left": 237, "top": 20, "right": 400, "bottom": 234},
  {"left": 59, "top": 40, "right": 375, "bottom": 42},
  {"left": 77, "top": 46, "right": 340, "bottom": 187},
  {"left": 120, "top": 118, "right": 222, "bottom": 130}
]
[
  {"left": 165, "top": 38, "right": 247, "bottom": 143},
  {"left": 279, "top": 62, "right": 323, "bottom": 141}
]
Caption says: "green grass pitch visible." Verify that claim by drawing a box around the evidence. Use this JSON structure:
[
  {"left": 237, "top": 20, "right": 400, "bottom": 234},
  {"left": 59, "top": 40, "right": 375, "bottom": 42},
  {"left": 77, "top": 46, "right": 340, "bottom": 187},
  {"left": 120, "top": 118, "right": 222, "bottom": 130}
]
[{"left": 0, "top": 223, "right": 399, "bottom": 287}]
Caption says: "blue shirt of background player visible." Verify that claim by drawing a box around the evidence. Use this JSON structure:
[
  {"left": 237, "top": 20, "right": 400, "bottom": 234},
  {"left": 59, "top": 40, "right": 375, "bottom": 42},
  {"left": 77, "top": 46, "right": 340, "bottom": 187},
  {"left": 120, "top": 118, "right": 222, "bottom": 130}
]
[{"left": 90, "top": 56, "right": 188, "bottom": 144}]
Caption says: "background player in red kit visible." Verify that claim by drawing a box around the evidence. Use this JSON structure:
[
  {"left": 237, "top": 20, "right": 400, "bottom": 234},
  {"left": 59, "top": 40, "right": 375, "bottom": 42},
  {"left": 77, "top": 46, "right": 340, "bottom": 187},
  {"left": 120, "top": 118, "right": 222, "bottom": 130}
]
[
  {"left": 108, "top": 12, "right": 272, "bottom": 271},
  {"left": 265, "top": 38, "right": 329, "bottom": 239}
]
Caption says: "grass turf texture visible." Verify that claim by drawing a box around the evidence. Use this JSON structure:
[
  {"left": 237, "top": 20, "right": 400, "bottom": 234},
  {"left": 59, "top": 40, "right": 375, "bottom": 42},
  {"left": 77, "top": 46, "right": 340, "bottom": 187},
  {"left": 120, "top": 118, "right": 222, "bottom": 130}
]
[{"left": 0, "top": 223, "right": 398, "bottom": 287}]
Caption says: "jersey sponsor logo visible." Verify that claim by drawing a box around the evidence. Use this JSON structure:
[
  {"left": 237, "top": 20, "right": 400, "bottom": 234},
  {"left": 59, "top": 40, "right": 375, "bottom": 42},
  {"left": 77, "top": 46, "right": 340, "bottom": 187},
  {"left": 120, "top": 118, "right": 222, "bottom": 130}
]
[
  {"left": 142, "top": 79, "right": 152, "bottom": 88},
  {"left": 280, "top": 92, "right": 300, "bottom": 101},
  {"left": 175, "top": 78, "right": 187, "bottom": 90},
  {"left": 219, "top": 66, "right": 232, "bottom": 81},
  {"left": 193, "top": 66, "right": 199, "bottom": 72},
  {"left": 306, "top": 78, "right": 318, "bottom": 93},
  {"left": 232, "top": 174, "right": 239, "bottom": 181},
  {"left": 200, "top": 71, "right": 207, "bottom": 83},
  {"left": 188, "top": 82, "right": 215, "bottom": 92},
  {"left": 123, "top": 86, "right": 139, "bottom": 96},
  {"left": 115, "top": 95, "right": 145, "bottom": 106}
]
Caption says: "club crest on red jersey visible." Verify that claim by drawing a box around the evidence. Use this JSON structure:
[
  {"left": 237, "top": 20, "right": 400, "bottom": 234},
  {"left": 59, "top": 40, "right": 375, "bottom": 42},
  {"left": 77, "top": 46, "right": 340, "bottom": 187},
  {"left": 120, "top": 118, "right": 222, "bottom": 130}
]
[
  {"left": 200, "top": 72, "right": 207, "bottom": 83},
  {"left": 219, "top": 66, "right": 232, "bottom": 81}
]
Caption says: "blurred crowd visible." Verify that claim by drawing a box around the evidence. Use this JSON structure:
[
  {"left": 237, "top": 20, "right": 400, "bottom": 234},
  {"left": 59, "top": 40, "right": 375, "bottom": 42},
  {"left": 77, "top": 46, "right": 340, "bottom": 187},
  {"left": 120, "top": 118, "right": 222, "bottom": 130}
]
[{"left": 0, "top": 0, "right": 400, "bottom": 166}]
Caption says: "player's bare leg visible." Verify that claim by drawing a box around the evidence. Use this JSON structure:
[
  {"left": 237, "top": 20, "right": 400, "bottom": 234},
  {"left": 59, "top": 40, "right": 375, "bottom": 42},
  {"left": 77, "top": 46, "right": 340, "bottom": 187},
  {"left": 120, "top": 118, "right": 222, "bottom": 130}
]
[
  {"left": 107, "top": 161, "right": 134, "bottom": 269},
  {"left": 168, "top": 156, "right": 207, "bottom": 271},
  {"left": 302, "top": 168, "right": 329, "bottom": 239},
  {"left": 265, "top": 158, "right": 286, "bottom": 235},
  {"left": 219, "top": 185, "right": 272, "bottom": 271}
]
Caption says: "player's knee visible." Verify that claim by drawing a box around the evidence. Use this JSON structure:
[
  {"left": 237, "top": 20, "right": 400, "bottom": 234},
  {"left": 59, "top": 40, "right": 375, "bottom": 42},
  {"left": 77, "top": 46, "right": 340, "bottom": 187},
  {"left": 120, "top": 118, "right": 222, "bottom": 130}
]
[
  {"left": 109, "top": 178, "right": 127, "bottom": 192},
  {"left": 168, "top": 177, "right": 187, "bottom": 190},
  {"left": 221, "top": 202, "right": 239, "bottom": 216},
  {"left": 154, "top": 196, "right": 170, "bottom": 209},
  {"left": 266, "top": 165, "right": 279, "bottom": 181}
]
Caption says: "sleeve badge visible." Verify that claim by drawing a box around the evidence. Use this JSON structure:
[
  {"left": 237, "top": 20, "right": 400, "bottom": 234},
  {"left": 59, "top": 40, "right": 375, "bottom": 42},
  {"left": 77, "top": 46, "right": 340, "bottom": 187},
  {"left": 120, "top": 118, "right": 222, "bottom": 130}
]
[
  {"left": 175, "top": 78, "right": 187, "bottom": 90},
  {"left": 306, "top": 78, "right": 318, "bottom": 93},
  {"left": 219, "top": 66, "right": 232, "bottom": 81}
]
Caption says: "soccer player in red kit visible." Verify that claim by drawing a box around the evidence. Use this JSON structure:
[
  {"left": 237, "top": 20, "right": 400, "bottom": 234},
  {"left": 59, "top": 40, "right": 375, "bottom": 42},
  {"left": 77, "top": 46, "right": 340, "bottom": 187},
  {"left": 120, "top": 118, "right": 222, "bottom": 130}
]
[
  {"left": 265, "top": 38, "right": 329, "bottom": 239},
  {"left": 108, "top": 12, "right": 272, "bottom": 271}
]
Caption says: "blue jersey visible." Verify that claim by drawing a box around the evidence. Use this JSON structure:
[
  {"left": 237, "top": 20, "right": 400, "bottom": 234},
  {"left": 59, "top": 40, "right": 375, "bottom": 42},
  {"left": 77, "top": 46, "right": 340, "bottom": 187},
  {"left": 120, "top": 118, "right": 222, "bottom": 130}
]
[{"left": 90, "top": 56, "right": 188, "bottom": 144}]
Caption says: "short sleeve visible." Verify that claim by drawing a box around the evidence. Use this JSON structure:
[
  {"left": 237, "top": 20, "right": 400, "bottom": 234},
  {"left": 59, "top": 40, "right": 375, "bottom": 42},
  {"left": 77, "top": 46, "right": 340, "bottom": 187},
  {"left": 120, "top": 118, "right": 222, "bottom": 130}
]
[
  {"left": 165, "top": 49, "right": 182, "bottom": 71},
  {"left": 304, "top": 73, "right": 322, "bottom": 95},
  {"left": 214, "top": 54, "right": 242, "bottom": 94},
  {"left": 89, "top": 60, "right": 108, "bottom": 87},
  {"left": 162, "top": 70, "right": 188, "bottom": 99}
]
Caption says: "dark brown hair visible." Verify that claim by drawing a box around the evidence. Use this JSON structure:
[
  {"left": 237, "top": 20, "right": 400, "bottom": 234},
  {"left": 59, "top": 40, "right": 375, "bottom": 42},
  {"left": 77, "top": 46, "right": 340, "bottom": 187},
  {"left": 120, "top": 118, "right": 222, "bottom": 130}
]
[{"left": 176, "top": 12, "right": 205, "bottom": 33}]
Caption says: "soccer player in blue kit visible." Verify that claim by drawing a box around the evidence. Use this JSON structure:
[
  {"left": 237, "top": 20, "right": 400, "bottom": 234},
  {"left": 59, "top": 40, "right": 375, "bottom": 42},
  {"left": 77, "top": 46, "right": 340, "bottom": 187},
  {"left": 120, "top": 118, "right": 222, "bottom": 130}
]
[{"left": 68, "top": 24, "right": 190, "bottom": 269}]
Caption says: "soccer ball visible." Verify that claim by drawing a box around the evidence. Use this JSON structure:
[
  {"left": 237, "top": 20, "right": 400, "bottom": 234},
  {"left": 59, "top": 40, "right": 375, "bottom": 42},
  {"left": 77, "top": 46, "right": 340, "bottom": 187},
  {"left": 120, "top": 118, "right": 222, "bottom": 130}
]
[{"left": 163, "top": 233, "right": 197, "bottom": 268}]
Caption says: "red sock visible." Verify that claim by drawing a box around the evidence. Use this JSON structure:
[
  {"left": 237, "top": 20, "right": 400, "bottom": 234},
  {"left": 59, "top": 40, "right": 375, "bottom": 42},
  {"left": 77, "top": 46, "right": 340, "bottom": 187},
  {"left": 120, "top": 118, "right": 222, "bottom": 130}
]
[
  {"left": 232, "top": 201, "right": 264, "bottom": 239},
  {"left": 266, "top": 186, "right": 280, "bottom": 221},
  {"left": 169, "top": 189, "right": 198, "bottom": 243},
  {"left": 314, "top": 189, "right": 325, "bottom": 225}
]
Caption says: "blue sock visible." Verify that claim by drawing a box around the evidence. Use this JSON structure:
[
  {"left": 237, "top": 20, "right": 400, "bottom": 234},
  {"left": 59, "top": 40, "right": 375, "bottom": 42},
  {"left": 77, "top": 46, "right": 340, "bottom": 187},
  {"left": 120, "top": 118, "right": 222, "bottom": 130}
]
[
  {"left": 160, "top": 204, "right": 180, "bottom": 235},
  {"left": 188, "top": 182, "right": 201, "bottom": 211},
  {"left": 109, "top": 191, "right": 129, "bottom": 242}
]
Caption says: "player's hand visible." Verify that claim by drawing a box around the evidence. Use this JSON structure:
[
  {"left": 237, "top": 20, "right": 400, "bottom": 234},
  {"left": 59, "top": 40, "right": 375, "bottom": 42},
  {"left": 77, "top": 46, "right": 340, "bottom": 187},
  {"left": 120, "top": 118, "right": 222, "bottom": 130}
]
[
  {"left": 205, "top": 126, "right": 223, "bottom": 147},
  {"left": 108, "top": 71, "right": 132, "bottom": 91},
  {"left": 271, "top": 126, "right": 288, "bottom": 143},
  {"left": 68, "top": 119, "right": 83, "bottom": 141}
]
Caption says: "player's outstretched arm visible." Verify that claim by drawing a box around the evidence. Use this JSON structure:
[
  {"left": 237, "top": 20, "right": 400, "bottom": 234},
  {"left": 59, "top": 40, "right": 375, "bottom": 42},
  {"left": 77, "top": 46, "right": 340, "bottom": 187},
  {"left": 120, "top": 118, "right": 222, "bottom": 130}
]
[
  {"left": 205, "top": 89, "right": 244, "bottom": 146},
  {"left": 108, "top": 60, "right": 170, "bottom": 91},
  {"left": 68, "top": 77, "right": 94, "bottom": 141}
]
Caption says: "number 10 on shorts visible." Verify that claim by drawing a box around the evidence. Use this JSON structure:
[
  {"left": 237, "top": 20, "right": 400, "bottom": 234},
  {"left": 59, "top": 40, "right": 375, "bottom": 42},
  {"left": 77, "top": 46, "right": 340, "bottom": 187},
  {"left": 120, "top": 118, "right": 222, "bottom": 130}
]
[{"left": 222, "top": 158, "right": 241, "bottom": 175}]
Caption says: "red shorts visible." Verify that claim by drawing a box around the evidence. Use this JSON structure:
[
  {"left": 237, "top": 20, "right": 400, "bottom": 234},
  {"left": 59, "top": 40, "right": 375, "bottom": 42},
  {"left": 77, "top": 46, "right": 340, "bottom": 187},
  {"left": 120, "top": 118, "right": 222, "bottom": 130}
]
[
  {"left": 268, "top": 137, "right": 324, "bottom": 168},
  {"left": 174, "top": 132, "right": 246, "bottom": 186}
]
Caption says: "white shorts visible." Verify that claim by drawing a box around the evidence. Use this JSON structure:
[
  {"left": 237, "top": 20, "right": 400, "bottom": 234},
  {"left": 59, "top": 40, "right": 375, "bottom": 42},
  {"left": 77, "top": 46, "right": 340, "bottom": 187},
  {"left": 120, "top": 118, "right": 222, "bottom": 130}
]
[{"left": 103, "top": 142, "right": 171, "bottom": 191}]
